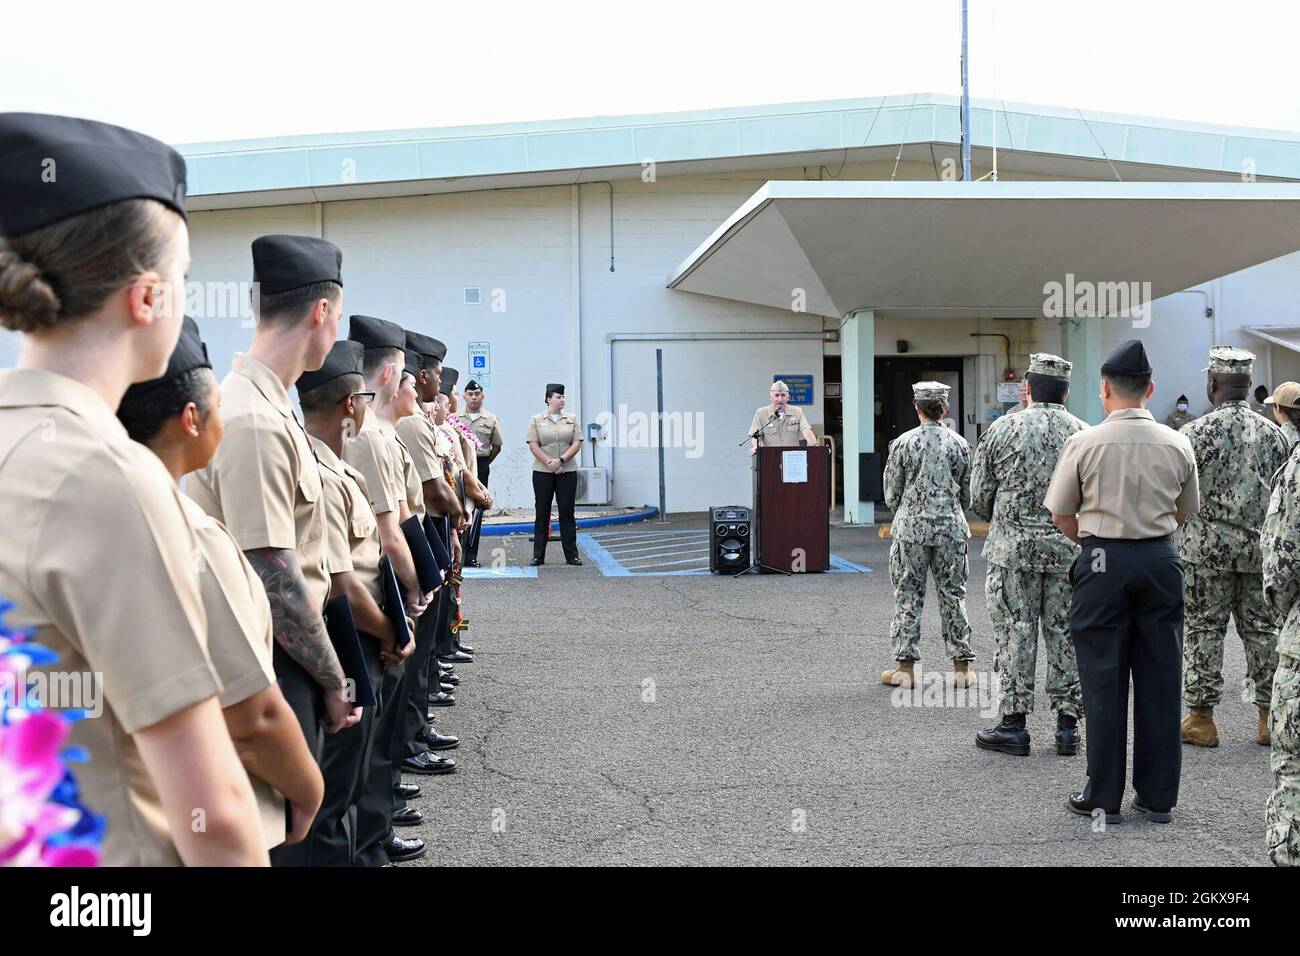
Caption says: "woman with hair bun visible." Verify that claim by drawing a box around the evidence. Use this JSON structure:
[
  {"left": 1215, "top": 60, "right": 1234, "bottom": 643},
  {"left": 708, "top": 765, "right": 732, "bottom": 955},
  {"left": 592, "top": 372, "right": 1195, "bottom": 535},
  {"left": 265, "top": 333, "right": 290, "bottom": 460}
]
[{"left": 0, "top": 113, "right": 267, "bottom": 866}]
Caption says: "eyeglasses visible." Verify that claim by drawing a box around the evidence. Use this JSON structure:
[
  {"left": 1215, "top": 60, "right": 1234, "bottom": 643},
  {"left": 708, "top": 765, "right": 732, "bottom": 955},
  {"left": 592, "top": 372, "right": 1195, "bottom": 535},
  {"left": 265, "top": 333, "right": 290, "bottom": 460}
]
[{"left": 344, "top": 390, "right": 376, "bottom": 404}]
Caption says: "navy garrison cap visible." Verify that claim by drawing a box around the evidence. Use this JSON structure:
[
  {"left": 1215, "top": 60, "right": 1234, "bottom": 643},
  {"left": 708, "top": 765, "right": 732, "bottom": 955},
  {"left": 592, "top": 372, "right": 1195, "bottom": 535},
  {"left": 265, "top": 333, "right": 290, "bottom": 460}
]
[
  {"left": 464, "top": 380, "right": 482, "bottom": 392},
  {"left": 0, "top": 113, "right": 187, "bottom": 237},
  {"left": 296, "top": 339, "right": 363, "bottom": 394},
  {"left": 404, "top": 329, "right": 447, "bottom": 364},
  {"left": 251, "top": 234, "right": 342, "bottom": 296},
  {"left": 546, "top": 383, "right": 565, "bottom": 397},
  {"left": 439, "top": 367, "right": 459, "bottom": 395},
  {"left": 121, "top": 317, "right": 210, "bottom": 401},
  {"left": 403, "top": 348, "right": 423, "bottom": 378},
  {"left": 348, "top": 314, "right": 405, "bottom": 351},
  {"left": 1100, "top": 339, "right": 1151, "bottom": 376}
]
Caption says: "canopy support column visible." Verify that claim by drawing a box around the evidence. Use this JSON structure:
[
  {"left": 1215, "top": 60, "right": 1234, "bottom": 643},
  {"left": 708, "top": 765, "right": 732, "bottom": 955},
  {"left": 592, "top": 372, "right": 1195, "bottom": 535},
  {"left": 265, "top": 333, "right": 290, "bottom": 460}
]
[
  {"left": 842, "top": 309, "right": 875, "bottom": 524},
  {"left": 1062, "top": 315, "right": 1104, "bottom": 424}
]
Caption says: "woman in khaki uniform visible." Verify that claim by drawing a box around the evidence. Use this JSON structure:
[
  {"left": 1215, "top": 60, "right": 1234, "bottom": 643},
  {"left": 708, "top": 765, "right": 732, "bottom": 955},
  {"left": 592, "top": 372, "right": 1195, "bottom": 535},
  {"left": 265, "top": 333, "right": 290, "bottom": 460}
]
[
  {"left": 117, "top": 317, "right": 325, "bottom": 853},
  {"left": 0, "top": 114, "right": 266, "bottom": 865},
  {"left": 526, "top": 383, "right": 583, "bottom": 566}
]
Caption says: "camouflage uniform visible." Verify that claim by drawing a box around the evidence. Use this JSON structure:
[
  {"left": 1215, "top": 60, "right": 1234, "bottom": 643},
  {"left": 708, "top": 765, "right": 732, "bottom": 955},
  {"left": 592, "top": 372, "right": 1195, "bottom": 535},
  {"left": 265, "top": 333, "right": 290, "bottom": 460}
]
[
  {"left": 971, "top": 396, "right": 1087, "bottom": 718},
  {"left": 883, "top": 393, "right": 973, "bottom": 663},
  {"left": 1177, "top": 398, "right": 1286, "bottom": 709},
  {"left": 1262, "top": 443, "right": 1300, "bottom": 865},
  {"left": 1281, "top": 420, "right": 1300, "bottom": 453}
]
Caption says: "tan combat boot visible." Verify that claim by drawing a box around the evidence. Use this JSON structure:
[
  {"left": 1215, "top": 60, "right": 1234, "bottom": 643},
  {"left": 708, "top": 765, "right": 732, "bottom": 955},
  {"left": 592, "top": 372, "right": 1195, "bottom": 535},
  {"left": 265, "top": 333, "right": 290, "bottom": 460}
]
[
  {"left": 882, "top": 661, "right": 916, "bottom": 688},
  {"left": 952, "top": 660, "right": 977, "bottom": 688},
  {"left": 1181, "top": 706, "right": 1219, "bottom": 747},
  {"left": 1257, "top": 707, "right": 1271, "bottom": 747}
]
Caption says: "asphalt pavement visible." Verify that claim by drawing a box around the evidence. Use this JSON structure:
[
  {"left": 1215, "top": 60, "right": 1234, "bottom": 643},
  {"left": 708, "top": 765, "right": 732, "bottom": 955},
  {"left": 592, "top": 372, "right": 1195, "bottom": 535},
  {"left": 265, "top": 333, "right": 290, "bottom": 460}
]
[{"left": 401, "top": 513, "right": 1272, "bottom": 866}]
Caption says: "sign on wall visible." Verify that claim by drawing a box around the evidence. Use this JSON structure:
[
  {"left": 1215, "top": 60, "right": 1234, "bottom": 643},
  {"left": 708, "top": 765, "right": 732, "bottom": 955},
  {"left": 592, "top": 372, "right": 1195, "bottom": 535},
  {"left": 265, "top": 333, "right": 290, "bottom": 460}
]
[
  {"left": 776, "top": 374, "right": 814, "bottom": 405},
  {"left": 468, "top": 341, "right": 490, "bottom": 386}
]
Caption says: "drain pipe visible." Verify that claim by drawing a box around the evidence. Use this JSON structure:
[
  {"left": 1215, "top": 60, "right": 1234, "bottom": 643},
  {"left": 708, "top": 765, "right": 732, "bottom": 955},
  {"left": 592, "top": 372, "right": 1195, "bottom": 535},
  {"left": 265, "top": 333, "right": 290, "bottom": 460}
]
[{"left": 602, "top": 330, "right": 835, "bottom": 496}]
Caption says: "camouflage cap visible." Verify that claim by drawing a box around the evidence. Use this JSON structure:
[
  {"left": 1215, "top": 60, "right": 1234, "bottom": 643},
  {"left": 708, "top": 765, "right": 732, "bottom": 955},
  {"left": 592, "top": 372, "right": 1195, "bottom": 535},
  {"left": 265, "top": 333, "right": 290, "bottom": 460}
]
[
  {"left": 1202, "top": 345, "right": 1255, "bottom": 375},
  {"left": 912, "top": 380, "right": 950, "bottom": 403},
  {"left": 1027, "top": 352, "right": 1071, "bottom": 380},
  {"left": 1265, "top": 381, "right": 1300, "bottom": 410}
]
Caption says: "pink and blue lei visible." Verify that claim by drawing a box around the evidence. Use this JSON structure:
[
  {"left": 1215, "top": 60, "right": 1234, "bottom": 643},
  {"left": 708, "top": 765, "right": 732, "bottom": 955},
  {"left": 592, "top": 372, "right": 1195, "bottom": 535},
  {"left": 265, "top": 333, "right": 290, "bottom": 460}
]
[{"left": 0, "top": 598, "right": 103, "bottom": 866}]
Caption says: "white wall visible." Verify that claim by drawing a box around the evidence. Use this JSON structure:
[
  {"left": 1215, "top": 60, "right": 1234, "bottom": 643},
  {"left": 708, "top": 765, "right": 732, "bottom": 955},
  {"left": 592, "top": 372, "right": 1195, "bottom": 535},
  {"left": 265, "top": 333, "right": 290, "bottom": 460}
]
[{"left": 12, "top": 153, "right": 1298, "bottom": 512}]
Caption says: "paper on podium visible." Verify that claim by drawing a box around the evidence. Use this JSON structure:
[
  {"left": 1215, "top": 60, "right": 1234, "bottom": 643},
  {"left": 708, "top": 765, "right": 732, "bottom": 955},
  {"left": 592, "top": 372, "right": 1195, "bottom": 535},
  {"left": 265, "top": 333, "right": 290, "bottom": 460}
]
[{"left": 781, "top": 449, "right": 808, "bottom": 483}]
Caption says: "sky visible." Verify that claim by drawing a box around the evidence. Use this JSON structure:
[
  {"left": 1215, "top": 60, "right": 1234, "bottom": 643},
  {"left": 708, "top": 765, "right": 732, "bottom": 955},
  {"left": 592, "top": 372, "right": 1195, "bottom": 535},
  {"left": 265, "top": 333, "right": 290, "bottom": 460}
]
[{"left": 3, "top": 0, "right": 1298, "bottom": 146}]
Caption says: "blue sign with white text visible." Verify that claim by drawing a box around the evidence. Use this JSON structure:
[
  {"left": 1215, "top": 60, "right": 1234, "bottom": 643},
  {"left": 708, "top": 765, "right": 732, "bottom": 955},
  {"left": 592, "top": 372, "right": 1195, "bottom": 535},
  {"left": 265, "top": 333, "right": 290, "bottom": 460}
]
[{"left": 776, "top": 374, "right": 814, "bottom": 405}]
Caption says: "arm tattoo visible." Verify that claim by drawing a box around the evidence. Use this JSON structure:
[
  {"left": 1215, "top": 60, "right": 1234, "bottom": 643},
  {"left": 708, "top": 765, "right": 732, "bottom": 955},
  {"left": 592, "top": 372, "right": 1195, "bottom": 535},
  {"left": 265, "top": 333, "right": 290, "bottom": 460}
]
[{"left": 245, "top": 547, "right": 344, "bottom": 692}]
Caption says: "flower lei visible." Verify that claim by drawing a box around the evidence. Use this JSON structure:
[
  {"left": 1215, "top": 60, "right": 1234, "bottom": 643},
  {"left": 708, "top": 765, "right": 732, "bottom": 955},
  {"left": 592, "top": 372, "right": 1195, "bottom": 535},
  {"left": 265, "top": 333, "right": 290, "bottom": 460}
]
[
  {"left": 447, "top": 414, "right": 484, "bottom": 451},
  {"left": 0, "top": 599, "right": 103, "bottom": 866}
]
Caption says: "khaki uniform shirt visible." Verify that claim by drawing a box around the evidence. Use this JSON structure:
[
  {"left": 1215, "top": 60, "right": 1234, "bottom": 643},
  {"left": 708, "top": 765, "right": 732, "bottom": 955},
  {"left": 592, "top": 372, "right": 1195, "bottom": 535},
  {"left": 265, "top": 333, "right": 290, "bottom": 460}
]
[
  {"left": 396, "top": 411, "right": 453, "bottom": 518},
  {"left": 526, "top": 411, "right": 581, "bottom": 472},
  {"left": 463, "top": 409, "right": 502, "bottom": 459},
  {"left": 342, "top": 413, "right": 405, "bottom": 517},
  {"left": 312, "top": 437, "right": 383, "bottom": 608},
  {"left": 180, "top": 495, "right": 284, "bottom": 851},
  {"left": 749, "top": 403, "right": 810, "bottom": 448},
  {"left": 1045, "top": 407, "right": 1200, "bottom": 539},
  {"left": 188, "top": 354, "right": 330, "bottom": 612},
  {"left": 0, "top": 369, "right": 218, "bottom": 867}
]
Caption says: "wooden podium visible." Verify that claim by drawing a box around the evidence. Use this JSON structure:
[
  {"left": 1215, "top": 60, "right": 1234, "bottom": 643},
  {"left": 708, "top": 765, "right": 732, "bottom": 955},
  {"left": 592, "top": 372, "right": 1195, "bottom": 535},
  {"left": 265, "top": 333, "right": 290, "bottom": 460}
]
[{"left": 751, "top": 446, "right": 831, "bottom": 573}]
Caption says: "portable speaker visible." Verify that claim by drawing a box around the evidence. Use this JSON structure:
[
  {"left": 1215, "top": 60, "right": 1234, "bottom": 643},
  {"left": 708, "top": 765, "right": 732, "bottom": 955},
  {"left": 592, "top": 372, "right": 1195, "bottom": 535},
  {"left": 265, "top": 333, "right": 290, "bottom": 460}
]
[{"left": 709, "top": 505, "right": 752, "bottom": 574}]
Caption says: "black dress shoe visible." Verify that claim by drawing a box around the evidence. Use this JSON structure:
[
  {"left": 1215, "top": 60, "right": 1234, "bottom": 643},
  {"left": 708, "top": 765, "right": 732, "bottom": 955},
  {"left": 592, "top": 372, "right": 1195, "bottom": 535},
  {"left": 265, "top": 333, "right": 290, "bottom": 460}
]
[
  {"left": 1056, "top": 713, "right": 1080, "bottom": 756},
  {"left": 464, "top": 559, "right": 480, "bottom": 568},
  {"left": 530, "top": 557, "right": 544, "bottom": 566},
  {"left": 385, "top": 835, "right": 426, "bottom": 863},
  {"left": 427, "top": 691, "right": 456, "bottom": 707},
  {"left": 394, "top": 783, "right": 421, "bottom": 800},
  {"left": 420, "top": 729, "right": 460, "bottom": 751},
  {"left": 392, "top": 806, "right": 424, "bottom": 827},
  {"left": 1067, "top": 790, "right": 1120, "bottom": 824},
  {"left": 1132, "top": 795, "right": 1172, "bottom": 824},
  {"left": 429, "top": 681, "right": 456, "bottom": 696},
  {"left": 402, "top": 752, "right": 458, "bottom": 775},
  {"left": 439, "top": 650, "right": 474, "bottom": 664},
  {"left": 441, "top": 671, "right": 460, "bottom": 687},
  {"left": 974, "top": 714, "right": 1030, "bottom": 756},
  {"left": 456, "top": 642, "right": 476, "bottom": 655},
  {"left": 440, "top": 662, "right": 455, "bottom": 674},
  {"left": 566, "top": 556, "right": 583, "bottom": 566}
]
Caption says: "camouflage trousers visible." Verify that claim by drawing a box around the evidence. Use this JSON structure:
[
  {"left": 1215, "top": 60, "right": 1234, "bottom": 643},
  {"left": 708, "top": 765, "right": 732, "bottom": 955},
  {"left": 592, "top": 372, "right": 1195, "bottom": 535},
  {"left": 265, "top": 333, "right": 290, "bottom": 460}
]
[
  {"left": 985, "top": 564, "right": 1082, "bottom": 718},
  {"left": 1183, "top": 565, "right": 1279, "bottom": 709},
  {"left": 1267, "top": 651, "right": 1300, "bottom": 866},
  {"left": 888, "top": 538, "right": 973, "bottom": 662}
]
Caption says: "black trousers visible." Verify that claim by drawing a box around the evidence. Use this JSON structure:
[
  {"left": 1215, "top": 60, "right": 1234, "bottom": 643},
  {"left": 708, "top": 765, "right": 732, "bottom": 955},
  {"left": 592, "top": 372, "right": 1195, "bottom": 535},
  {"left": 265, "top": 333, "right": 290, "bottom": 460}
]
[
  {"left": 1070, "top": 535, "right": 1185, "bottom": 812},
  {"left": 267, "top": 646, "right": 325, "bottom": 867},
  {"left": 304, "top": 633, "right": 384, "bottom": 866},
  {"left": 399, "top": 584, "right": 451, "bottom": 761},
  {"left": 533, "top": 470, "right": 578, "bottom": 561},
  {"left": 354, "top": 658, "right": 406, "bottom": 867}
]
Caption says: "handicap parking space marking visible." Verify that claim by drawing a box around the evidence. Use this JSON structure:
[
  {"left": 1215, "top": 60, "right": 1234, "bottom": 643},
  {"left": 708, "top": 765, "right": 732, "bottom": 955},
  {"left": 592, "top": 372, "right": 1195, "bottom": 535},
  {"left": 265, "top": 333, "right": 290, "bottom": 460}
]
[
  {"left": 462, "top": 565, "right": 538, "bottom": 579},
  {"left": 579, "top": 529, "right": 872, "bottom": 577}
]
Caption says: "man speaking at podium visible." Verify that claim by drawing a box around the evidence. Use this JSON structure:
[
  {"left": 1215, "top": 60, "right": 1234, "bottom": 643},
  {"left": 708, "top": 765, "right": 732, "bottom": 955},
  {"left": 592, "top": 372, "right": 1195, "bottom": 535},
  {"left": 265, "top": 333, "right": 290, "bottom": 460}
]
[{"left": 749, "top": 380, "right": 819, "bottom": 454}]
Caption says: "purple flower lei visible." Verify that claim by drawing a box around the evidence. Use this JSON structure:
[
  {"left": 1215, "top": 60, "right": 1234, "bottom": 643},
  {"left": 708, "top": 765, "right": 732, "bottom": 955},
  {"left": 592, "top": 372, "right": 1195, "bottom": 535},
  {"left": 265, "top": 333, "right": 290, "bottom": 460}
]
[
  {"left": 447, "top": 414, "right": 485, "bottom": 450},
  {"left": 0, "top": 599, "right": 103, "bottom": 867}
]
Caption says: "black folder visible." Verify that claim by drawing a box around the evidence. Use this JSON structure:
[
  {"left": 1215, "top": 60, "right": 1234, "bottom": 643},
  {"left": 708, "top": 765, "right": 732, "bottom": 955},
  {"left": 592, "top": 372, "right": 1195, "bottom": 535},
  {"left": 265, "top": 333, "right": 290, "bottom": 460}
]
[
  {"left": 378, "top": 554, "right": 412, "bottom": 650},
  {"left": 323, "top": 594, "right": 377, "bottom": 707},
  {"left": 400, "top": 514, "right": 442, "bottom": 592},
  {"left": 422, "top": 513, "right": 452, "bottom": 571}
]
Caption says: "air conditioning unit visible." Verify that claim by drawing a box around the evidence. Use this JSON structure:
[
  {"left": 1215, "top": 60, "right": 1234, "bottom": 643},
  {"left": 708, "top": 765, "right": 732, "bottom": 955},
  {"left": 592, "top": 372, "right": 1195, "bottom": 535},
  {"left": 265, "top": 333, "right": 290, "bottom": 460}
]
[{"left": 575, "top": 467, "right": 610, "bottom": 505}]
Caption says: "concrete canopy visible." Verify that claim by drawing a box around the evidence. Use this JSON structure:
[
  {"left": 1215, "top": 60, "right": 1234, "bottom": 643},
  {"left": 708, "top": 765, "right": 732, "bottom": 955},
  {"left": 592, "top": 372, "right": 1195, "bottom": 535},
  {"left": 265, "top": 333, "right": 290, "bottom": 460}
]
[{"left": 666, "top": 181, "right": 1300, "bottom": 319}]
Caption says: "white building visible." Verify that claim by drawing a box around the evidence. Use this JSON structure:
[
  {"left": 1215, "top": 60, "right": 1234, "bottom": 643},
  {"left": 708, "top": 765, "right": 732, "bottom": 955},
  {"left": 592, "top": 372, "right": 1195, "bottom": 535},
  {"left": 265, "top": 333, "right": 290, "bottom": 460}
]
[{"left": 8, "top": 93, "right": 1300, "bottom": 518}]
